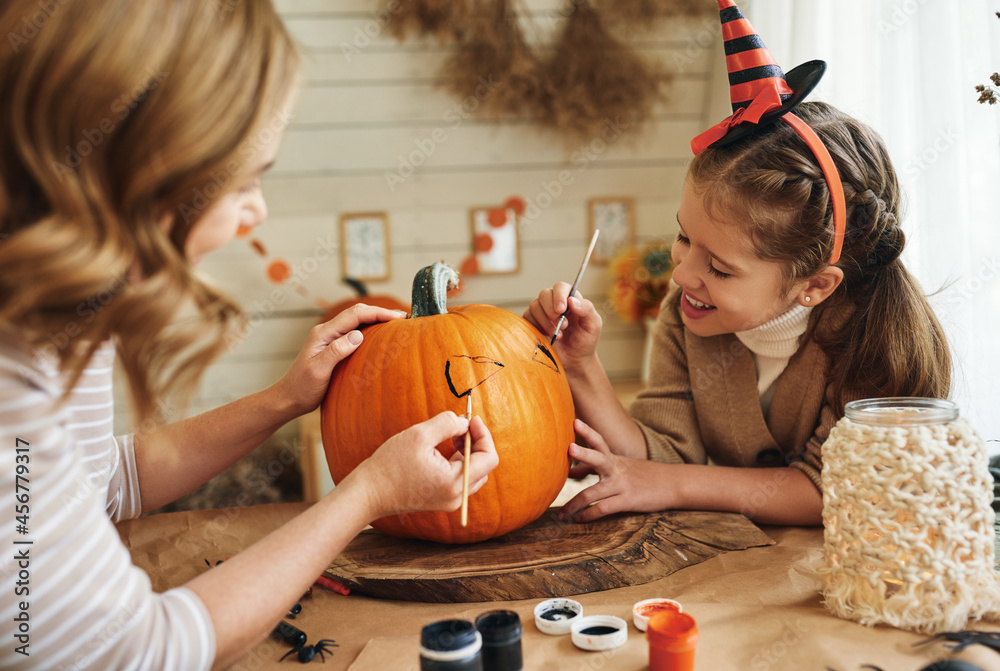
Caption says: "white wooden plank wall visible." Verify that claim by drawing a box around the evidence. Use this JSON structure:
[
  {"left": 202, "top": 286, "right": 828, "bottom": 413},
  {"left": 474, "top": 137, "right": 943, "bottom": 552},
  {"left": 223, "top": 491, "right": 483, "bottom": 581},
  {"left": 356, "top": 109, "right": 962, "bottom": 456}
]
[{"left": 114, "top": 0, "right": 726, "bottom": 446}]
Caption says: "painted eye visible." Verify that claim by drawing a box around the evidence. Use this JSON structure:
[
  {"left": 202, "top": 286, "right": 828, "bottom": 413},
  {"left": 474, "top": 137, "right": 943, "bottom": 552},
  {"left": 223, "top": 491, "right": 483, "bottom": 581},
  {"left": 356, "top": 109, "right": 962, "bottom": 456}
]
[
  {"left": 444, "top": 355, "right": 504, "bottom": 398},
  {"left": 532, "top": 341, "right": 560, "bottom": 373}
]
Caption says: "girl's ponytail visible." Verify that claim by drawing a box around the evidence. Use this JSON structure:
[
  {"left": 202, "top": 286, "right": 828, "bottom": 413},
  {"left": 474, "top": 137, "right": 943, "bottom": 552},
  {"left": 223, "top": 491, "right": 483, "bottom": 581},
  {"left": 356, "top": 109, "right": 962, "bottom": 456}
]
[{"left": 819, "top": 190, "right": 950, "bottom": 405}]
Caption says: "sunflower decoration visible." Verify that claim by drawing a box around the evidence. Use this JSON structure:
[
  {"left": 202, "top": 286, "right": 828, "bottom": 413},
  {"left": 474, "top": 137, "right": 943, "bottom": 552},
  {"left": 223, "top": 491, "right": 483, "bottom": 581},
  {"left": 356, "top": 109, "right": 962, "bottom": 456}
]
[{"left": 608, "top": 242, "right": 673, "bottom": 323}]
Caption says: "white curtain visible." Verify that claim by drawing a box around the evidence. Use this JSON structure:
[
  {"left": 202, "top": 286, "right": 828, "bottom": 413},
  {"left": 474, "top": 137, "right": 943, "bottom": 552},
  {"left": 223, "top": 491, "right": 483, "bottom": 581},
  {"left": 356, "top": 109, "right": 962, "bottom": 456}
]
[{"left": 747, "top": 0, "right": 1000, "bottom": 446}]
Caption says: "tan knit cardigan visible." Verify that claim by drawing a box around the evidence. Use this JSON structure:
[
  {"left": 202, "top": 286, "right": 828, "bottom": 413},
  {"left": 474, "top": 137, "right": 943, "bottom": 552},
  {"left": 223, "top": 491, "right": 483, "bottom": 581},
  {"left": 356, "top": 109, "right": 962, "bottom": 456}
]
[{"left": 630, "top": 285, "right": 841, "bottom": 490}]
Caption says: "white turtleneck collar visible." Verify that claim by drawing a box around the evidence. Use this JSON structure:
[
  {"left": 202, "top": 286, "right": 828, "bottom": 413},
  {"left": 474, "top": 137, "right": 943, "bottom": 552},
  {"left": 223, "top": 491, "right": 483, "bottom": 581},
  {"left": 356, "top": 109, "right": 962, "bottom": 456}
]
[{"left": 735, "top": 303, "right": 812, "bottom": 412}]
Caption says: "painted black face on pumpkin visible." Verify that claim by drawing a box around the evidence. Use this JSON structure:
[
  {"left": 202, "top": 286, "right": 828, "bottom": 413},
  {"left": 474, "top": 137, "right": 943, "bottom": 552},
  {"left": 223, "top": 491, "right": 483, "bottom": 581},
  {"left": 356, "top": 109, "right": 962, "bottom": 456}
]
[{"left": 443, "top": 341, "right": 561, "bottom": 399}]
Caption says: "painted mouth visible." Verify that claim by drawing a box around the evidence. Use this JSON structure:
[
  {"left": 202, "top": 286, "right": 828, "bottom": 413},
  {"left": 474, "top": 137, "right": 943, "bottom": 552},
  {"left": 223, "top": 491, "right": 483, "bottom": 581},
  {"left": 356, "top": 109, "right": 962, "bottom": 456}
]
[{"left": 684, "top": 292, "right": 716, "bottom": 311}]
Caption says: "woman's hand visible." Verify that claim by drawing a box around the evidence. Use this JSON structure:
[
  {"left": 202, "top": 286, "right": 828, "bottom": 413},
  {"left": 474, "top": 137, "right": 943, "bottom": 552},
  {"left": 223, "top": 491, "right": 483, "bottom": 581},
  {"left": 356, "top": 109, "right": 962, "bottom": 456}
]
[
  {"left": 272, "top": 303, "right": 407, "bottom": 416},
  {"left": 523, "top": 282, "right": 602, "bottom": 369},
  {"left": 349, "top": 411, "right": 500, "bottom": 520},
  {"left": 558, "top": 419, "right": 676, "bottom": 523}
]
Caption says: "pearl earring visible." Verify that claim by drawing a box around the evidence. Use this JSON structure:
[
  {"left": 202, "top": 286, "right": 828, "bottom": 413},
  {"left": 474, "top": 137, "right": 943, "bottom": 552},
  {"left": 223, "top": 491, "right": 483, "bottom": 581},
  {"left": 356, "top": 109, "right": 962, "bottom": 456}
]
[{"left": 804, "top": 296, "right": 811, "bottom": 303}]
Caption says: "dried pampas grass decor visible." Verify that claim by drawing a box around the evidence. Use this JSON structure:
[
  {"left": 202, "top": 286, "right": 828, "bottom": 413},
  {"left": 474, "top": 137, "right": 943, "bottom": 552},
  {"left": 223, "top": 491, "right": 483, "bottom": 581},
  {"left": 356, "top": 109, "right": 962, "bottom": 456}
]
[
  {"left": 380, "top": 0, "right": 471, "bottom": 44},
  {"left": 595, "top": 0, "right": 713, "bottom": 27},
  {"left": 545, "top": 0, "right": 670, "bottom": 141},
  {"left": 380, "top": 0, "right": 690, "bottom": 143},
  {"left": 439, "top": 0, "right": 553, "bottom": 119}
]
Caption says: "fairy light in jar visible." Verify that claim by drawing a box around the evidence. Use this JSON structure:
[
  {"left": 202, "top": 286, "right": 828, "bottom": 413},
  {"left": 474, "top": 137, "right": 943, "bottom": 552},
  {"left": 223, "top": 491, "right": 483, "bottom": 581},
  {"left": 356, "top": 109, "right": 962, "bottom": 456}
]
[{"left": 818, "top": 397, "right": 1000, "bottom": 633}]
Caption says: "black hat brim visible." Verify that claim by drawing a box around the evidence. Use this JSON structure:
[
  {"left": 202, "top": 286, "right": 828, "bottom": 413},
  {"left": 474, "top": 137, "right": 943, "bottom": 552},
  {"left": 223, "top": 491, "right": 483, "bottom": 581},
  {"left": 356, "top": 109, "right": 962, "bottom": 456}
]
[{"left": 709, "top": 60, "right": 827, "bottom": 148}]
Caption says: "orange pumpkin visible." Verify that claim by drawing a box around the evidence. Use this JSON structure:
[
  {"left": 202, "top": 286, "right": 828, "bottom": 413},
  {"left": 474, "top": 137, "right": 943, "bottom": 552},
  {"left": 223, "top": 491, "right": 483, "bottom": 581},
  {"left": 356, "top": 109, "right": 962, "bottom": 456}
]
[
  {"left": 319, "top": 278, "right": 408, "bottom": 324},
  {"left": 321, "top": 263, "right": 576, "bottom": 543}
]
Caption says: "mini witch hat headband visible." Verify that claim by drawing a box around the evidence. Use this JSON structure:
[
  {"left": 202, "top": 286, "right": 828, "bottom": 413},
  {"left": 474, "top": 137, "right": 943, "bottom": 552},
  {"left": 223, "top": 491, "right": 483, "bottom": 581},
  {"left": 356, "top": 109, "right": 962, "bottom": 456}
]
[{"left": 691, "top": 0, "right": 845, "bottom": 265}]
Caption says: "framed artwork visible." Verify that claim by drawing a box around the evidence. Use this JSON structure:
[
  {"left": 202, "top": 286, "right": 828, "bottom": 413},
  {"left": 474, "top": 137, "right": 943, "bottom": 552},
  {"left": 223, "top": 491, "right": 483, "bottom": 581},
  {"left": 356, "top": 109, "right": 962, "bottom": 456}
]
[
  {"left": 588, "top": 197, "right": 635, "bottom": 264},
  {"left": 470, "top": 206, "right": 521, "bottom": 275},
  {"left": 339, "top": 212, "right": 390, "bottom": 281}
]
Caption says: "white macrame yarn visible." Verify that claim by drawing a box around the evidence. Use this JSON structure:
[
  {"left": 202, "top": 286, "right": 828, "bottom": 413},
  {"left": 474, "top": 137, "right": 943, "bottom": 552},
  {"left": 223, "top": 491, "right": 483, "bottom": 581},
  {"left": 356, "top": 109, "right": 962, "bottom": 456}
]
[{"left": 819, "top": 411, "right": 1000, "bottom": 634}]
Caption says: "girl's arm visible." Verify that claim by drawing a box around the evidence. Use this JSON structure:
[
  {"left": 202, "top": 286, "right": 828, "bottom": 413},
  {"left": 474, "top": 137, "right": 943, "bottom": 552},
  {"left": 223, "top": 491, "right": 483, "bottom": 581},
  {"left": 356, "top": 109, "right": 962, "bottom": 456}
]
[
  {"left": 524, "top": 284, "right": 646, "bottom": 459},
  {"left": 563, "top": 353, "right": 647, "bottom": 460},
  {"left": 134, "top": 304, "right": 406, "bottom": 514},
  {"left": 189, "top": 412, "right": 499, "bottom": 671},
  {"left": 559, "top": 420, "right": 822, "bottom": 526}
]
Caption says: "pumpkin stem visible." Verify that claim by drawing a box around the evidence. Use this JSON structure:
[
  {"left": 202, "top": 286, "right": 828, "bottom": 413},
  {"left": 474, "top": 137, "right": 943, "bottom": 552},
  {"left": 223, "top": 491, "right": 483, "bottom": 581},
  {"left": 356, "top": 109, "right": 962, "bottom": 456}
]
[
  {"left": 342, "top": 277, "right": 368, "bottom": 297},
  {"left": 409, "top": 262, "right": 458, "bottom": 318}
]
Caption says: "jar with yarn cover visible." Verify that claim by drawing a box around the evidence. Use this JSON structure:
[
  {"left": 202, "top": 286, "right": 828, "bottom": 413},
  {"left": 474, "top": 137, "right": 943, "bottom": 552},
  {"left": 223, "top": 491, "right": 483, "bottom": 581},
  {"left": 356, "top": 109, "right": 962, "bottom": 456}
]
[{"left": 819, "top": 397, "right": 1000, "bottom": 633}]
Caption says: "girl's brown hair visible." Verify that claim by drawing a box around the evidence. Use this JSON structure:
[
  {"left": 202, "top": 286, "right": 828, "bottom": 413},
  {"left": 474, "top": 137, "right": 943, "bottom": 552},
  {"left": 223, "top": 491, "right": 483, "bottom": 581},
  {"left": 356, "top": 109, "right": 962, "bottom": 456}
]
[
  {"left": 0, "top": 0, "right": 300, "bottom": 424},
  {"left": 688, "top": 101, "right": 951, "bottom": 409}
]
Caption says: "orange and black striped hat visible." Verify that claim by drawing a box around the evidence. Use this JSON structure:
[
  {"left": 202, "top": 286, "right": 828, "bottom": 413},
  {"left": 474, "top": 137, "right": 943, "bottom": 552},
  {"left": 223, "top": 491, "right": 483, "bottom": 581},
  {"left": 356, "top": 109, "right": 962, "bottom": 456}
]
[{"left": 691, "top": 0, "right": 845, "bottom": 265}]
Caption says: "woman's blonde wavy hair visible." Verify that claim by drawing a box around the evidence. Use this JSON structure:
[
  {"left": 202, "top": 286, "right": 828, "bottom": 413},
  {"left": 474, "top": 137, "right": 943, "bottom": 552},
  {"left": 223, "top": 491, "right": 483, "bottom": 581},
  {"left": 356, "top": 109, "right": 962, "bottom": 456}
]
[{"left": 0, "top": 0, "right": 300, "bottom": 424}]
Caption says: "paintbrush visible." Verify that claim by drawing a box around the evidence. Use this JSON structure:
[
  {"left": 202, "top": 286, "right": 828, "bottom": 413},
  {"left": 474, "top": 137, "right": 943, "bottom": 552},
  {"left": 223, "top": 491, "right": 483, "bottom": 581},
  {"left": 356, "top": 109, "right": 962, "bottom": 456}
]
[
  {"left": 550, "top": 229, "right": 600, "bottom": 345},
  {"left": 460, "top": 392, "right": 472, "bottom": 527}
]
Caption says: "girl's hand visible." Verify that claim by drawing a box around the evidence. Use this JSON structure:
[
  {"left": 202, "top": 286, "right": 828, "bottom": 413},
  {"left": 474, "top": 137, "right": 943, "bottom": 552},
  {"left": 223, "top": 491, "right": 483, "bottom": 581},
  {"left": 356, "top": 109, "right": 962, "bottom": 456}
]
[
  {"left": 558, "top": 419, "right": 675, "bottom": 523},
  {"left": 351, "top": 412, "right": 500, "bottom": 520},
  {"left": 523, "top": 282, "right": 603, "bottom": 369},
  {"left": 272, "top": 303, "right": 407, "bottom": 416},
  {"left": 568, "top": 460, "right": 596, "bottom": 480}
]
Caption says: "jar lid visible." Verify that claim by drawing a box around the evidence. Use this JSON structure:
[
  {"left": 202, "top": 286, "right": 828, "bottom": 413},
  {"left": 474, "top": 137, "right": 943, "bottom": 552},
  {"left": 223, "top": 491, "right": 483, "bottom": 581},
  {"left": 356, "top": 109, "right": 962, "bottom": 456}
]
[
  {"left": 475, "top": 610, "right": 522, "bottom": 645},
  {"left": 570, "top": 615, "right": 628, "bottom": 651},
  {"left": 844, "top": 397, "right": 958, "bottom": 426},
  {"left": 533, "top": 598, "right": 582, "bottom": 635},
  {"left": 420, "top": 619, "right": 482, "bottom": 661},
  {"left": 632, "top": 598, "right": 682, "bottom": 632}
]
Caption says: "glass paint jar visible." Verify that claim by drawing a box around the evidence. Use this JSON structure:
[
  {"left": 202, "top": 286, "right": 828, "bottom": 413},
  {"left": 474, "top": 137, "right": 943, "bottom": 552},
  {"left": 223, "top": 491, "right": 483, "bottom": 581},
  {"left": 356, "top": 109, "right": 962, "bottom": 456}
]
[
  {"left": 420, "top": 619, "right": 484, "bottom": 671},
  {"left": 647, "top": 610, "right": 697, "bottom": 671},
  {"left": 475, "top": 610, "right": 522, "bottom": 671}
]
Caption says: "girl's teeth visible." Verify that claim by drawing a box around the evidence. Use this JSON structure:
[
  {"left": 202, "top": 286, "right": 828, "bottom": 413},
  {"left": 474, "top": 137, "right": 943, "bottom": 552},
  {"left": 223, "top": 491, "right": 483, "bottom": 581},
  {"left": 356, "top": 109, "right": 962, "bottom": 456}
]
[{"left": 686, "top": 294, "right": 714, "bottom": 310}]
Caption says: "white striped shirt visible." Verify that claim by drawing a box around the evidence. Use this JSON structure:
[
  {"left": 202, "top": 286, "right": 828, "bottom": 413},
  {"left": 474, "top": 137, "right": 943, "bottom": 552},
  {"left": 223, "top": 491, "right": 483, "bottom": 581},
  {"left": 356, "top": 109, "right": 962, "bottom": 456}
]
[{"left": 0, "top": 328, "right": 215, "bottom": 670}]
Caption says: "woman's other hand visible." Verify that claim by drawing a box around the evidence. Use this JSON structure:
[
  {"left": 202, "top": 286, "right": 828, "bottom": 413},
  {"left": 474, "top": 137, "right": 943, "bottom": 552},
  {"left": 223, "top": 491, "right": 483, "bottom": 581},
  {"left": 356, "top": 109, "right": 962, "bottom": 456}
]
[{"left": 272, "top": 303, "right": 407, "bottom": 416}]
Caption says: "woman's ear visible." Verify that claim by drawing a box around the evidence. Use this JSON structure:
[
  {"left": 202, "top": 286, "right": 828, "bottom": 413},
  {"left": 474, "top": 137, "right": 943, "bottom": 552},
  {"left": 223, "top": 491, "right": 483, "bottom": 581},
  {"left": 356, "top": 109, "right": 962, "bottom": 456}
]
[
  {"left": 158, "top": 212, "right": 174, "bottom": 234},
  {"left": 798, "top": 266, "right": 844, "bottom": 307}
]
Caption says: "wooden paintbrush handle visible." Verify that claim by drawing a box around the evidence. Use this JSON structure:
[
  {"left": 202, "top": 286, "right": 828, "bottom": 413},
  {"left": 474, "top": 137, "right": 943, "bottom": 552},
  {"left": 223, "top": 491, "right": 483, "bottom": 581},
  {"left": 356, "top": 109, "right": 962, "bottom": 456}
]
[{"left": 460, "top": 393, "right": 472, "bottom": 527}]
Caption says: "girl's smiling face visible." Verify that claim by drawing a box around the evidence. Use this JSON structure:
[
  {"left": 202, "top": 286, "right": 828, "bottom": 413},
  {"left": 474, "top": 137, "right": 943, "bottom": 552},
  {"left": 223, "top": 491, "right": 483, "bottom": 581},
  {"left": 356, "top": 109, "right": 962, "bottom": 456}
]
[{"left": 670, "top": 178, "right": 804, "bottom": 337}]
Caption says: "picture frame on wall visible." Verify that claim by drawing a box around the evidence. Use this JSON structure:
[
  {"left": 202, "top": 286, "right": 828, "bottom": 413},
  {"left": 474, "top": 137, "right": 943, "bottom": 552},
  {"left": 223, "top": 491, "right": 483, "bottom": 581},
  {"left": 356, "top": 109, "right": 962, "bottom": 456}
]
[
  {"left": 339, "top": 211, "right": 390, "bottom": 281},
  {"left": 470, "top": 206, "right": 521, "bottom": 275},
  {"left": 587, "top": 197, "right": 635, "bottom": 264}
]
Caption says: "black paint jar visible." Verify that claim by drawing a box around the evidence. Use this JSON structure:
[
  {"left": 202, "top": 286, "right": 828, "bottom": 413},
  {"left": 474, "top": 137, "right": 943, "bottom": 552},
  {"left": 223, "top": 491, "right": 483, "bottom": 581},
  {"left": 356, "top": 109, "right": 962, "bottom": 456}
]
[
  {"left": 419, "top": 619, "right": 484, "bottom": 671},
  {"left": 475, "top": 610, "right": 523, "bottom": 671}
]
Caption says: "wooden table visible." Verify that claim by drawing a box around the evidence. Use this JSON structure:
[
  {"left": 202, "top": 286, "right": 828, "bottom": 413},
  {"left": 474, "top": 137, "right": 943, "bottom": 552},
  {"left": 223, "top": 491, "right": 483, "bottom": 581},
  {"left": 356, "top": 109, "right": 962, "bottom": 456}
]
[{"left": 117, "top": 503, "right": 1000, "bottom": 671}]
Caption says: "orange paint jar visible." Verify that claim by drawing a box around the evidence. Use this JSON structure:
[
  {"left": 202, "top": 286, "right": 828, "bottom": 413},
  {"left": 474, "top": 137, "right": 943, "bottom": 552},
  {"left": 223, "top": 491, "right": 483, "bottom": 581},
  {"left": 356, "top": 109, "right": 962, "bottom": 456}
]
[{"left": 646, "top": 610, "right": 697, "bottom": 671}]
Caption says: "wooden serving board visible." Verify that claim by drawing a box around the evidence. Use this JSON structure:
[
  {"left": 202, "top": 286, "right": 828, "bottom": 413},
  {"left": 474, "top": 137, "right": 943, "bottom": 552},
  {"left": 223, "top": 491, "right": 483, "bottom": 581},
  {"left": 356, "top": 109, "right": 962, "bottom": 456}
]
[{"left": 325, "top": 509, "right": 774, "bottom": 603}]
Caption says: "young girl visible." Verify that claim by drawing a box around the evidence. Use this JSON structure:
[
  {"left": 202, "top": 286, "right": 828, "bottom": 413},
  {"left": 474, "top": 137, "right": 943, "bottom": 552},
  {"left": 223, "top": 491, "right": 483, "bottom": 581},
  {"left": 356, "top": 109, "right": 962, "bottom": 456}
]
[
  {"left": 0, "top": 2, "right": 498, "bottom": 670},
  {"left": 528, "top": 100, "right": 950, "bottom": 526}
]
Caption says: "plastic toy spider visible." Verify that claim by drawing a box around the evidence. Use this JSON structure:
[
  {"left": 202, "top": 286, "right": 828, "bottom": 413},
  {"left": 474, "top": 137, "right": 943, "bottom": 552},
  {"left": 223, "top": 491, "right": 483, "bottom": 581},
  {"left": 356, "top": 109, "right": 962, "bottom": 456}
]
[{"left": 279, "top": 639, "right": 338, "bottom": 664}]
